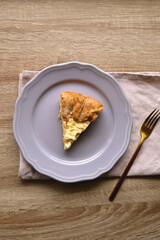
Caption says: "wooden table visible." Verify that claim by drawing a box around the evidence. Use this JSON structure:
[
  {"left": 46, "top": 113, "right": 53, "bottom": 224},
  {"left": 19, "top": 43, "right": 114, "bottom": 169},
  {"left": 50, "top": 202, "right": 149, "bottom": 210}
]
[{"left": 0, "top": 1, "right": 160, "bottom": 239}]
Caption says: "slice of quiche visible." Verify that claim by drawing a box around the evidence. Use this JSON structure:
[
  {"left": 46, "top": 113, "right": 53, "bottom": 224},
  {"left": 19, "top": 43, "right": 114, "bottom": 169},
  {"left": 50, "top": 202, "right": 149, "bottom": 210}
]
[{"left": 58, "top": 92, "right": 104, "bottom": 150}]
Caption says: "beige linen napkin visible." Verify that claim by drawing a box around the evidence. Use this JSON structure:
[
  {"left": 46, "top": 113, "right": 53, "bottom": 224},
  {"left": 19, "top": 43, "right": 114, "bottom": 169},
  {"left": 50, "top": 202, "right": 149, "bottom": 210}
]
[{"left": 18, "top": 71, "right": 160, "bottom": 179}]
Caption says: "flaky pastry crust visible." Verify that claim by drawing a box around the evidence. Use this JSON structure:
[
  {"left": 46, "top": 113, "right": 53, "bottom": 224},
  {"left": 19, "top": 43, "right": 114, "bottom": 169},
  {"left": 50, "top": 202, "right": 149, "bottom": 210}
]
[{"left": 60, "top": 92, "right": 104, "bottom": 122}]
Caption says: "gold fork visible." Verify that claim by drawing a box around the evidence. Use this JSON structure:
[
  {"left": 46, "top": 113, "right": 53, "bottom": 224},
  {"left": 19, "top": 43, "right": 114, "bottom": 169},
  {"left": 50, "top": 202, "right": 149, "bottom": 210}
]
[{"left": 109, "top": 108, "right": 160, "bottom": 201}]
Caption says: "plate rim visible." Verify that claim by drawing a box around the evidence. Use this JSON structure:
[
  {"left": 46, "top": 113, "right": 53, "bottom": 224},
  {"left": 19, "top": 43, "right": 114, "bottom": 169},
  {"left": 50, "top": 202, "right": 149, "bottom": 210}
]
[{"left": 13, "top": 61, "right": 132, "bottom": 182}]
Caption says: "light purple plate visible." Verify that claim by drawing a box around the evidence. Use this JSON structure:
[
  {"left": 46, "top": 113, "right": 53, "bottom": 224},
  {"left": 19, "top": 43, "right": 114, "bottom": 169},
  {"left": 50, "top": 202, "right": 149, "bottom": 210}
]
[{"left": 13, "top": 62, "right": 132, "bottom": 182}]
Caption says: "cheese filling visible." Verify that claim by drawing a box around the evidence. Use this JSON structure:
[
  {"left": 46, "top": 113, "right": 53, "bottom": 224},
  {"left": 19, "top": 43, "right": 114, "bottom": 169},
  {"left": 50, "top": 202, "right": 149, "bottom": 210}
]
[{"left": 62, "top": 118, "right": 90, "bottom": 149}]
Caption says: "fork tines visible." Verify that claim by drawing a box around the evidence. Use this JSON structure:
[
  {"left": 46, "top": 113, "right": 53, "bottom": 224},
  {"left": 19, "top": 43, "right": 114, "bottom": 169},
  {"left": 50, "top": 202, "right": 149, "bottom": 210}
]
[{"left": 145, "top": 108, "right": 160, "bottom": 128}]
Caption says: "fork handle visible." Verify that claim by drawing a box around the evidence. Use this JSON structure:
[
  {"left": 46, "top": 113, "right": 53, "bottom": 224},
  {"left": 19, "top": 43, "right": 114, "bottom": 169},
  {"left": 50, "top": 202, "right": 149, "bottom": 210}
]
[{"left": 109, "top": 137, "right": 145, "bottom": 201}]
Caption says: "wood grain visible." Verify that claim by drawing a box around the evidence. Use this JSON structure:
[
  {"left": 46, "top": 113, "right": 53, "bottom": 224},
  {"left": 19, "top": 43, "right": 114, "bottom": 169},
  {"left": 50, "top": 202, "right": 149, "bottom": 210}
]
[{"left": 0, "top": 0, "right": 160, "bottom": 239}]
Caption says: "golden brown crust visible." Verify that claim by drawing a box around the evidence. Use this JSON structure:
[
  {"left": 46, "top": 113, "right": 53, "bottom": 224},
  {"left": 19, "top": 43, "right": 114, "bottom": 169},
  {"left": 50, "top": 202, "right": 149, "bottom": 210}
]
[{"left": 60, "top": 92, "right": 104, "bottom": 122}]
